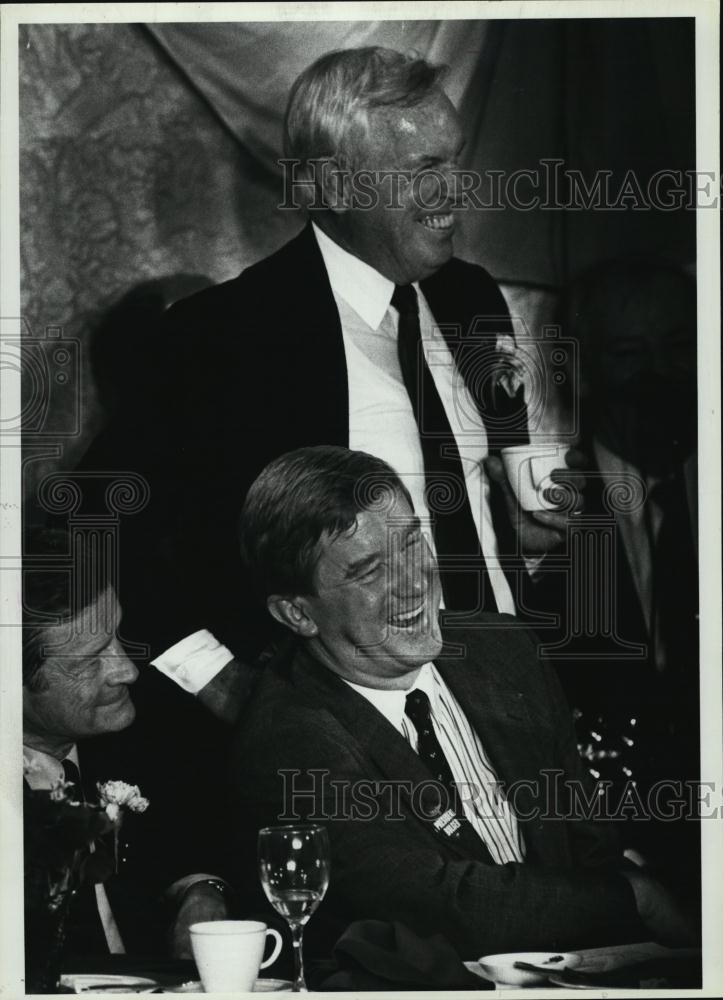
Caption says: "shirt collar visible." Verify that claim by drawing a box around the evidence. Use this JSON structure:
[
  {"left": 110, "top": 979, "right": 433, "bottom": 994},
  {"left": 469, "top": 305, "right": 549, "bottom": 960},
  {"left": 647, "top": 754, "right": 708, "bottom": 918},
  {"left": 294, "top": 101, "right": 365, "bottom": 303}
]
[
  {"left": 312, "top": 222, "right": 396, "bottom": 331},
  {"left": 23, "top": 743, "right": 79, "bottom": 790},
  {"left": 412, "top": 661, "right": 440, "bottom": 705},
  {"left": 342, "top": 662, "right": 436, "bottom": 734}
]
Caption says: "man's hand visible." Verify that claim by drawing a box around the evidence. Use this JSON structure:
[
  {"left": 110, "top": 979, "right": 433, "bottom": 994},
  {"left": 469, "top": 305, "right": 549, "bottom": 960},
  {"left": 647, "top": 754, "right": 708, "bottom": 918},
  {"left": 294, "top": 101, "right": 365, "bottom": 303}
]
[
  {"left": 196, "top": 657, "right": 256, "bottom": 725},
  {"left": 484, "top": 449, "right": 587, "bottom": 557},
  {"left": 170, "top": 881, "right": 231, "bottom": 959},
  {"left": 622, "top": 869, "right": 699, "bottom": 947}
]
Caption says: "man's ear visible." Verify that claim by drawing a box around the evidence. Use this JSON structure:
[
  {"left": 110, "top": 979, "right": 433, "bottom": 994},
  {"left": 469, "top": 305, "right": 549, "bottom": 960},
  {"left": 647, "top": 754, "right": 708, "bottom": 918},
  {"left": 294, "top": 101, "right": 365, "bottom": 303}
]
[
  {"left": 316, "top": 156, "right": 353, "bottom": 214},
  {"left": 267, "top": 595, "right": 319, "bottom": 637}
]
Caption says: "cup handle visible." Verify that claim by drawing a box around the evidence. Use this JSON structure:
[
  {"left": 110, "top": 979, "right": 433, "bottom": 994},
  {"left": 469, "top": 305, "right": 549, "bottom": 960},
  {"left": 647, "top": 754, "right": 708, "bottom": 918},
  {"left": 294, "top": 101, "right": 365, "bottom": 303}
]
[{"left": 260, "top": 928, "right": 283, "bottom": 969}]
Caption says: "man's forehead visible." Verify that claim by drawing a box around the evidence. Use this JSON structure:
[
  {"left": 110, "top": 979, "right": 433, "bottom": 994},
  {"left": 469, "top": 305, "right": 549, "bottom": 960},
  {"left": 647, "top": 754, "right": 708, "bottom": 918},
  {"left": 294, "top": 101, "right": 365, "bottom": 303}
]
[
  {"left": 362, "top": 91, "right": 460, "bottom": 149},
  {"left": 42, "top": 586, "right": 121, "bottom": 652},
  {"left": 319, "top": 497, "right": 415, "bottom": 560}
]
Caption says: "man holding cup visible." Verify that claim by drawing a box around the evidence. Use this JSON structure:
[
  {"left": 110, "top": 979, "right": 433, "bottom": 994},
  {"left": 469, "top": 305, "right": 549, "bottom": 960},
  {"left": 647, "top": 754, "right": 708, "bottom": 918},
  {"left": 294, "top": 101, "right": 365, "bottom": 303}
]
[{"left": 81, "top": 45, "right": 576, "bottom": 675}]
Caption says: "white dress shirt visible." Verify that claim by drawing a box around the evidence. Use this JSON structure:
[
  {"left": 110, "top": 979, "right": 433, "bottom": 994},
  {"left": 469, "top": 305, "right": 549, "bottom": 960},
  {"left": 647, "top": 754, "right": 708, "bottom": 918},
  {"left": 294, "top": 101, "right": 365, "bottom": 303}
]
[
  {"left": 344, "top": 664, "right": 525, "bottom": 864},
  {"left": 23, "top": 744, "right": 126, "bottom": 954},
  {"left": 313, "top": 222, "right": 516, "bottom": 615}
]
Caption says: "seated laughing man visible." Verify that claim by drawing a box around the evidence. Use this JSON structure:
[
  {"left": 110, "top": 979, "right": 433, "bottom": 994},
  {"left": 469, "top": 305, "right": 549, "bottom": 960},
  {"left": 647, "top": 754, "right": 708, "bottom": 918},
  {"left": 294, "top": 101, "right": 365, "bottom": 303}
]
[{"left": 229, "top": 446, "right": 695, "bottom": 960}]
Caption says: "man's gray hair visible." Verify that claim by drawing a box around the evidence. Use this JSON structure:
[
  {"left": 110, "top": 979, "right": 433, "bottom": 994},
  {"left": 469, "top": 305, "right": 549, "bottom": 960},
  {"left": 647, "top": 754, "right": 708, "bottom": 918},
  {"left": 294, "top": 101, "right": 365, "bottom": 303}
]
[{"left": 284, "top": 46, "right": 446, "bottom": 169}]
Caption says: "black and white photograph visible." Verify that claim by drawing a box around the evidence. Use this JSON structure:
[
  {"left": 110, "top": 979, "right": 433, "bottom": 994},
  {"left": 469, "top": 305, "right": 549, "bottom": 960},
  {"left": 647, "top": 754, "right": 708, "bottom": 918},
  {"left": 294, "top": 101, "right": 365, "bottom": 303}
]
[{"left": 1, "top": 1, "right": 720, "bottom": 995}]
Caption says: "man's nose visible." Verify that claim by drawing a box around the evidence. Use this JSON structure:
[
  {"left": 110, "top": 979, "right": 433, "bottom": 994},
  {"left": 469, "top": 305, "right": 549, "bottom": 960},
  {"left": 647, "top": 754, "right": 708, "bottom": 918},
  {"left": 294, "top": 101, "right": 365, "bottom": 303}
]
[
  {"left": 105, "top": 640, "right": 139, "bottom": 685},
  {"left": 392, "top": 545, "right": 427, "bottom": 598}
]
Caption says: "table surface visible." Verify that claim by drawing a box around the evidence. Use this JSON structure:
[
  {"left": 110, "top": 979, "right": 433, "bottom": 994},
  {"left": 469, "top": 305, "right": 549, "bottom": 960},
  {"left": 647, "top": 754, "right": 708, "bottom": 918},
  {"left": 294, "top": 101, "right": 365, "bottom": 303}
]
[{"left": 61, "top": 942, "right": 701, "bottom": 992}]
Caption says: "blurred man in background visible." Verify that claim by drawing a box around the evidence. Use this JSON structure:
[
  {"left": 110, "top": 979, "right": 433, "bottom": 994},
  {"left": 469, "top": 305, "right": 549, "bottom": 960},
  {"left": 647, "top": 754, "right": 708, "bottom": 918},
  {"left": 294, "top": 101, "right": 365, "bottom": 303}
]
[{"left": 548, "top": 257, "right": 699, "bottom": 897}]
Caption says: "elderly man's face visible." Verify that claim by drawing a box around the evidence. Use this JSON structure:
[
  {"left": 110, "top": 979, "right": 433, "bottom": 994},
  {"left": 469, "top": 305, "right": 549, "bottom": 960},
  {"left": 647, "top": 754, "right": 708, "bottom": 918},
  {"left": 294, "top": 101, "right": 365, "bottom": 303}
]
[
  {"left": 298, "top": 489, "right": 443, "bottom": 688},
  {"left": 23, "top": 586, "right": 138, "bottom": 753},
  {"left": 342, "top": 89, "right": 464, "bottom": 284}
]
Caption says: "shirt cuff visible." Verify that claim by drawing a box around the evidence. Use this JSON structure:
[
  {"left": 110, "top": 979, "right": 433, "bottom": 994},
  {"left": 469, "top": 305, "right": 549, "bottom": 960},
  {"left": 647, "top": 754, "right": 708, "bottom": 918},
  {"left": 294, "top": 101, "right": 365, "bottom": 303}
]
[{"left": 151, "top": 630, "right": 234, "bottom": 695}]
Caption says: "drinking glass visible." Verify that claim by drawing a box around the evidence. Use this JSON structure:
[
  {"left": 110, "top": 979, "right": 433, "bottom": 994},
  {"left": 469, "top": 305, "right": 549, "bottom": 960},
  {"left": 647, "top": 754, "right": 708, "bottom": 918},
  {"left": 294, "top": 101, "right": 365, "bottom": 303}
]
[{"left": 258, "top": 824, "right": 330, "bottom": 992}]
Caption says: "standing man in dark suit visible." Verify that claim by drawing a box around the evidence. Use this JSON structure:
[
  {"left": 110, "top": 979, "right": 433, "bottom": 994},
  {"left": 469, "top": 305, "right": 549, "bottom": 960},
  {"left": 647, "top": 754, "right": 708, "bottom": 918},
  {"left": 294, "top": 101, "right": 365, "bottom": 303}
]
[
  {"left": 80, "top": 45, "right": 573, "bottom": 676},
  {"left": 230, "top": 446, "right": 694, "bottom": 959}
]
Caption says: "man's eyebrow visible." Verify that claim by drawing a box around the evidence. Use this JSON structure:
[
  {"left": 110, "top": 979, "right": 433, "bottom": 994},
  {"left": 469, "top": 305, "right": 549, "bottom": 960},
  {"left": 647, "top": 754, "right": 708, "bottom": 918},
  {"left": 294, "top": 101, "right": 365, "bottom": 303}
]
[
  {"left": 407, "top": 140, "right": 466, "bottom": 168},
  {"left": 341, "top": 517, "right": 421, "bottom": 578},
  {"left": 343, "top": 553, "right": 379, "bottom": 579},
  {"left": 406, "top": 153, "right": 444, "bottom": 169},
  {"left": 85, "top": 632, "right": 116, "bottom": 656}
]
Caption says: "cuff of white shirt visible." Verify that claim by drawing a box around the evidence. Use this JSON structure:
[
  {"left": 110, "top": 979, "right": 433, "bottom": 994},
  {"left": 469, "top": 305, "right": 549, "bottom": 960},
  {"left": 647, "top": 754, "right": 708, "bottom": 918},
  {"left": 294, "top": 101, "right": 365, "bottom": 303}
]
[{"left": 151, "top": 630, "right": 234, "bottom": 695}]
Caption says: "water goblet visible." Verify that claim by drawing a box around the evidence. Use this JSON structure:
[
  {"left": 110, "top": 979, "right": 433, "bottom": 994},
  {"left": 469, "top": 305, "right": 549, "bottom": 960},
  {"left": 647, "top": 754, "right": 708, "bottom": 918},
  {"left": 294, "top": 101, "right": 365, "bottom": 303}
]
[{"left": 258, "top": 824, "right": 330, "bottom": 992}]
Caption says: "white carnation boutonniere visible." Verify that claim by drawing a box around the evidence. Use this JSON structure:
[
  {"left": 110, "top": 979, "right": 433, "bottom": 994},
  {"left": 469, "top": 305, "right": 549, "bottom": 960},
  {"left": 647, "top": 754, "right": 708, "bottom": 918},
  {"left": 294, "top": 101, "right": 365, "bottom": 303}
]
[
  {"left": 97, "top": 780, "right": 149, "bottom": 822},
  {"left": 96, "top": 780, "right": 149, "bottom": 871},
  {"left": 493, "top": 333, "right": 526, "bottom": 400}
]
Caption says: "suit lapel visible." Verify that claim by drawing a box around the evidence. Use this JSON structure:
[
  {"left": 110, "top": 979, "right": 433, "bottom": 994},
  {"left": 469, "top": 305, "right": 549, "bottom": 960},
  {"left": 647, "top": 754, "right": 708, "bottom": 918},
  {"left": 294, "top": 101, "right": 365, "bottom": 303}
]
[
  {"left": 290, "top": 645, "right": 492, "bottom": 863},
  {"left": 584, "top": 456, "right": 650, "bottom": 652},
  {"left": 421, "top": 263, "right": 528, "bottom": 449},
  {"left": 271, "top": 224, "right": 350, "bottom": 447}
]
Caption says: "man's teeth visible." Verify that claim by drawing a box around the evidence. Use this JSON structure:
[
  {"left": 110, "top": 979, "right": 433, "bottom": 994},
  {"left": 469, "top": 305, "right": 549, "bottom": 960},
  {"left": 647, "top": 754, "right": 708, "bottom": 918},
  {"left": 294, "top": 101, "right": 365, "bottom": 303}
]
[
  {"left": 420, "top": 213, "right": 453, "bottom": 230},
  {"left": 391, "top": 604, "right": 424, "bottom": 626}
]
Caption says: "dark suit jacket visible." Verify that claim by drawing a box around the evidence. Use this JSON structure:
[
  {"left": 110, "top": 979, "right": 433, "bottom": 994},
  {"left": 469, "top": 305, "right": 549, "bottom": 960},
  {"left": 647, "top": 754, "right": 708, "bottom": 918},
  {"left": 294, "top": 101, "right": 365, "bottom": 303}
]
[
  {"left": 80, "top": 223, "right": 527, "bottom": 660},
  {"left": 229, "top": 617, "right": 645, "bottom": 960}
]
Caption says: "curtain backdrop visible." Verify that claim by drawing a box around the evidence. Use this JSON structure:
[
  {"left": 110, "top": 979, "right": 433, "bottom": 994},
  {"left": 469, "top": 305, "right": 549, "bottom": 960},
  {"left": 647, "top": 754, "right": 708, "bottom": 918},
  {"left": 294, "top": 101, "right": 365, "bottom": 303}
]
[
  {"left": 147, "top": 20, "right": 491, "bottom": 174},
  {"left": 19, "top": 18, "right": 695, "bottom": 500}
]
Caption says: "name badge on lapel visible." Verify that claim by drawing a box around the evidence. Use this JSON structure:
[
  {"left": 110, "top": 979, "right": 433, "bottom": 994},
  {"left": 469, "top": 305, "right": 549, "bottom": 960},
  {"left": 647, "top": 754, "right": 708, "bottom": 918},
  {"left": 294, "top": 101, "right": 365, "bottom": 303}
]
[{"left": 433, "top": 808, "right": 461, "bottom": 837}]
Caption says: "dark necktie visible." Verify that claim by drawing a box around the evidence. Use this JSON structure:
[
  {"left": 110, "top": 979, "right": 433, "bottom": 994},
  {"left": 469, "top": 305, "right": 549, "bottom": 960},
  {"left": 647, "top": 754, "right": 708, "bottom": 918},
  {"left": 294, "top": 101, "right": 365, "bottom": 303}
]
[
  {"left": 62, "top": 758, "right": 84, "bottom": 801},
  {"left": 404, "top": 689, "right": 462, "bottom": 816},
  {"left": 404, "top": 690, "right": 508, "bottom": 864},
  {"left": 393, "top": 284, "right": 497, "bottom": 612}
]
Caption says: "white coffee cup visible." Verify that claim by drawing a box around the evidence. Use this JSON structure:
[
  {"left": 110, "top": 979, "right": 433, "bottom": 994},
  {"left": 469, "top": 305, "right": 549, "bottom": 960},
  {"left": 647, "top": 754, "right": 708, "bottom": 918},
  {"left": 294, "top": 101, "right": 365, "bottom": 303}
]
[
  {"left": 189, "top": 920, "right": 283, "bottom": 993},
  {"left": 500, "top": 443, "right": 571, "bottom": 512}
]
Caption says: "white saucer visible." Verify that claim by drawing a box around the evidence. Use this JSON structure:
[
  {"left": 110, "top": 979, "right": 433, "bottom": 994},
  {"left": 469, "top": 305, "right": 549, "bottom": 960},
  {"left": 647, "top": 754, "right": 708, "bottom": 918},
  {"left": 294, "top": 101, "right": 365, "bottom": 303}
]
[
  {"left": 59, "top": 973, "right": 159, "bottom": 993},
  {"left": 166, "top": 979, "right": 292, "bottom": 993}
]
